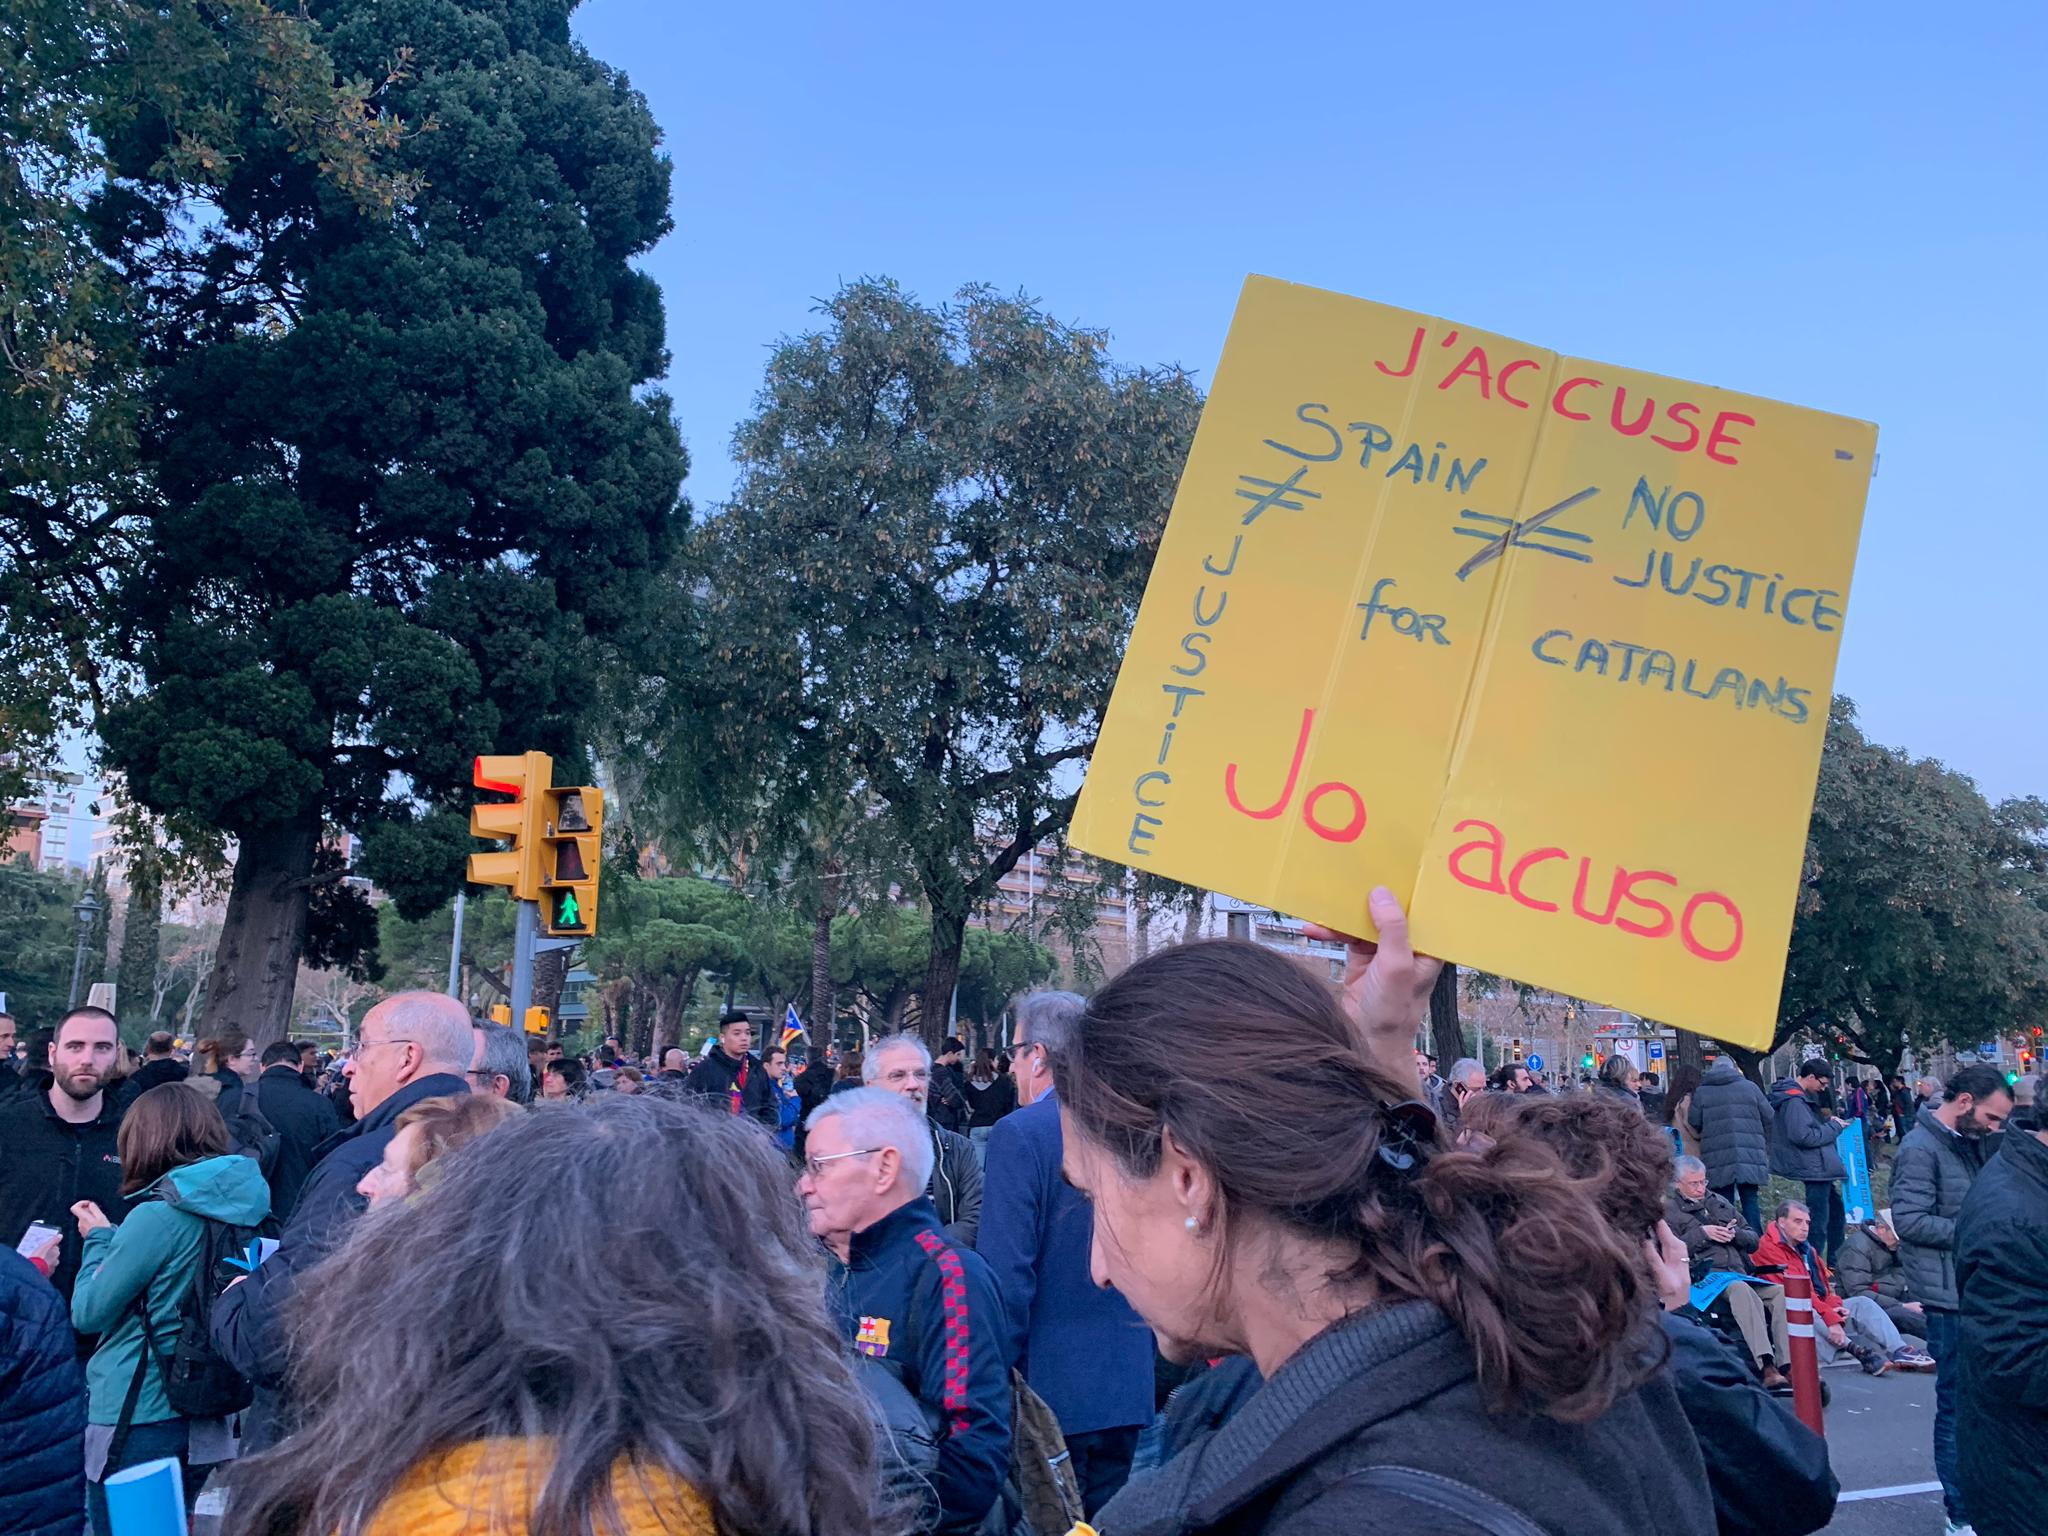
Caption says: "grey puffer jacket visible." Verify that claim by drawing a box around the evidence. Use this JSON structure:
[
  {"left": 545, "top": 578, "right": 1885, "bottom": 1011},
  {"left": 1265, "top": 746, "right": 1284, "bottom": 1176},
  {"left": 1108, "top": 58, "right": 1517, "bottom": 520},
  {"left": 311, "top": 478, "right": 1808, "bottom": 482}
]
[
  {"left": 1688, "top": 1060, "right": 1773, "bottom": 1189},
  {"left": 1833, "top": 1225, "right": 1924, "bottom": 1336},
  {"left": 1767, "top": 1080, "right": 1846, "bottom": 1183},
  {"left": 1890, "top": 1108, "right": 1995, "bottom": 1312}
]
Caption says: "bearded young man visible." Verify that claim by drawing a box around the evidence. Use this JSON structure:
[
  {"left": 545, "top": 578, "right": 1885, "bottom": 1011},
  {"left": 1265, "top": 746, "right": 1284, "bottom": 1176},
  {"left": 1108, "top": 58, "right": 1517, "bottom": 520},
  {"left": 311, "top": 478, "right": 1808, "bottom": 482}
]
[{"left": 0, "top": 1006, "right": 127, "bottom": 1301}]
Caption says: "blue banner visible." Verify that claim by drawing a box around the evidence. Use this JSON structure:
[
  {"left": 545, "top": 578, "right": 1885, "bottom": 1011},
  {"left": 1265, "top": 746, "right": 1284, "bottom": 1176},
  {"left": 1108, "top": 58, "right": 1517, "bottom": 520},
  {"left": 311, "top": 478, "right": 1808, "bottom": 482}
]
[{"left": 1839, "top": 1120, "right": 1874, "bottom": 1224}]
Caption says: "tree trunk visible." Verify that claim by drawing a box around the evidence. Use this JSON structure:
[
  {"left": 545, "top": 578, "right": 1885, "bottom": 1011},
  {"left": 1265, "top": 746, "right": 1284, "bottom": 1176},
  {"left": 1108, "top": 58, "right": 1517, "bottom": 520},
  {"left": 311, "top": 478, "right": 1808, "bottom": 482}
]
[
  {"left": 921, "top": 905, "right": 968, "bottom": 1049},
  {"left": 201, "top": 815, "right": 320, "bottom": 1046},
  {"left": 810, "top": 865, "right": 842, "bottom": 1038},
  {"left": 533, "top": 946, "right": 570, "bottom": 1032},
  {"left": 1428, "top": 963, "right": 1463, "bottom": 1072},
  {"left": 1675, "top": 1027, "right": 1707, "bottom": 1079},
  {"left": 1182, "top": 902, "right": 1203, "bottom": 946},
  {"left": 116, "top": 857, "right": 163, "bottom": 1044},
  {"left": 1726, "top": 1044, "right": 1770, "bottom": 1089}
]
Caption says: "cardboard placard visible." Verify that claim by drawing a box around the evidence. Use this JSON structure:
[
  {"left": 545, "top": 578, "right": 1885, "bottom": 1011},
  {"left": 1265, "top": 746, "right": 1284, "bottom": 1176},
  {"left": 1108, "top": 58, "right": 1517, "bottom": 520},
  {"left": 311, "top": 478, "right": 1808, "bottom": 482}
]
[{"left": 1070, "top": 276, "right": 1875, "bottom": 1047}]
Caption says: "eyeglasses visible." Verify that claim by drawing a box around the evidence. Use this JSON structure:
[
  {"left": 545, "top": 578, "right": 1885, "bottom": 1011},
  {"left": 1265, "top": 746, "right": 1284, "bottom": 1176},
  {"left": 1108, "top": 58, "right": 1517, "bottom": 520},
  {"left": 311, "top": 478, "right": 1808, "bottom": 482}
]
[
  {"left": 355, "top": 1038, "right": 414, "bottom": 1054},
  {"left": 803, "top": 1148, "right": 880, "bottom": 1178}
]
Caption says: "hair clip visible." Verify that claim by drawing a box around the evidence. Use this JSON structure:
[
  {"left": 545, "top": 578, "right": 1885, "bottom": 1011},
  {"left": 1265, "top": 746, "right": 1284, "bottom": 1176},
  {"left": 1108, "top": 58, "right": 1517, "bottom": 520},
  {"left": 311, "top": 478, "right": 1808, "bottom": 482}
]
[{"left": 1376, "top": 1097, "right": 1439, "bottom": 1173}]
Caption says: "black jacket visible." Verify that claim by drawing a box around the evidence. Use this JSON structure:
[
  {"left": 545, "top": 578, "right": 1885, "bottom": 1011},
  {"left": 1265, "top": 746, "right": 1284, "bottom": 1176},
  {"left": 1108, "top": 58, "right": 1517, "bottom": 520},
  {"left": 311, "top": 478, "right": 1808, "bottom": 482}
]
[
  {"left": 927, "top": 1121, "right": 982, "bottom": 1249},
  {"left": 684, "top": 1049, "right": 777, "bottom": 1129},
  {"left": 965, "top": 1075, "right": 1016, "bottom": 1129},
  {"left": 0, "top": 1088, "right": 126, "bottom": 1302},
  {"left": 1891, "top": 1106, "right": 1994, "bottom": 1312},
  {"left": 1956, "top": 1126, "right": 2048, "bottom": 1536},
  {"left": 829, "top": 1197, "right": 1009, "bottom": 1534},
  {"left": 1688, "top": 1060, "right": 1774, "bottom": 1189},
  {"left": 212, "top": 1072, "right": 469, "bottom": 1449},
  {"left": 927, "top": 1061, "right": 970, "bottom": 1134},
  {"left": 1098, "top": 1301, "right": 1714, "bottom": 1536},
  {"left": 254, "top": 1063, "right": 342, "bottom": 1225},
  {"left": 1660, "top": 1311, "right": 1837, "bottom": 1535},
  {"left": 0, "top": 1248, "right": 85, "bottom": 1536},
  {"left": 115, "top": 1056, "right": 188, "bottom": 1110}
]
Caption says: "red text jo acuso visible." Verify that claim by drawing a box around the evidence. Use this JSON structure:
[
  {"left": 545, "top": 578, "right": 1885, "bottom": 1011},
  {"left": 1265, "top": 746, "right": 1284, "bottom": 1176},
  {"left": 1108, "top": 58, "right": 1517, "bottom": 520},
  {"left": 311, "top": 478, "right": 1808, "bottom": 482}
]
[
  {"left": 1226, "top": 710, "right": 1745, "bottom": 963},
  {"left": 1376, "top": 326, "right": 1756, "bottom": 464}
]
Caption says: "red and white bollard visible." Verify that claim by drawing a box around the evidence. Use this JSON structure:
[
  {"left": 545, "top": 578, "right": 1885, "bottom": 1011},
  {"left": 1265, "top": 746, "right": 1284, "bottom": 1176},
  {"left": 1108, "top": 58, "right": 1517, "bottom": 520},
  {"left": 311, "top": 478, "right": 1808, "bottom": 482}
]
[{"left": 1782, "top": 1270, "right": 1826, "bottom": 1434}]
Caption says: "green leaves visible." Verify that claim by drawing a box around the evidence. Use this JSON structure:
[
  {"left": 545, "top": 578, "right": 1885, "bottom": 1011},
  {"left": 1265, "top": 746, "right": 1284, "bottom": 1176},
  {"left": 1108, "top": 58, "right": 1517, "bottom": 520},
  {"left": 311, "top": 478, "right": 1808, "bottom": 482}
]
[
  {"left": 670, "top": 277, "right": 1201, "bottom": 1014},
  {"left": 1779, "top": 697, "right": 2048, "bottom": 1070}
]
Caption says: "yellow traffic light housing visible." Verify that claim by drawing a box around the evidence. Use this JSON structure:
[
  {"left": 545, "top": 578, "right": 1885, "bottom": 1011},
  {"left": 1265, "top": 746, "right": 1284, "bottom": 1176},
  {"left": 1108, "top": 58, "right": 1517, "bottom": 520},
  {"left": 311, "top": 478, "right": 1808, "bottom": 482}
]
[
  {"left": 538, "top": 784, "right": 602, "bottom": 936},
  {"left": 524, "top": 1007, "right": 551, "bottom": 1036},
  {"left": 487, "top": 1004, "right": 512, "bottom": 1026},
  {"left": 468, "top": 752, "right": 551, "bottom": 899}
]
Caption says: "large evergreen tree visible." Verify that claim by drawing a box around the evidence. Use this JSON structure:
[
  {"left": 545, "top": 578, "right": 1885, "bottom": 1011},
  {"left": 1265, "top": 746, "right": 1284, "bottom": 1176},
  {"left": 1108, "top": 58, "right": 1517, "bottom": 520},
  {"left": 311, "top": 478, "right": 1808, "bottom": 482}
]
[
  {"left": 95, "top": 0, "right": 686, "bottom": 1042},
  {"left": 685, "top": 280, "right": 1198, "bottom": 1040}
]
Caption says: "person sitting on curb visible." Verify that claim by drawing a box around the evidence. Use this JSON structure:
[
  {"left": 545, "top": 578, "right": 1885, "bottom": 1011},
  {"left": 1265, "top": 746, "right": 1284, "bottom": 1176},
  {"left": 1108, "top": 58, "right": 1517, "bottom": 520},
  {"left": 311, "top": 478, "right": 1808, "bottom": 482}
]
[
  {"left": 1755, "top": 1201, "right": 1923, "bottom": 1375},
  {"left": 1664, "top": 1156, "right": 1794, "bottom": 1392},
  {"left": 1834, "top": 1218, "right": 1933, "bottom": 1360}
]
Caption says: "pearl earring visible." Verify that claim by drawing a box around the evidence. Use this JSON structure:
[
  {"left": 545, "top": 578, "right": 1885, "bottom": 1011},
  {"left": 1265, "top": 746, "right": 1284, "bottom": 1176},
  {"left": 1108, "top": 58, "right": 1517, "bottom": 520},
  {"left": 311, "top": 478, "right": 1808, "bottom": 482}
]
[{"left": 1184, "top": 1216, "right": 1199, "bottom": 1231}]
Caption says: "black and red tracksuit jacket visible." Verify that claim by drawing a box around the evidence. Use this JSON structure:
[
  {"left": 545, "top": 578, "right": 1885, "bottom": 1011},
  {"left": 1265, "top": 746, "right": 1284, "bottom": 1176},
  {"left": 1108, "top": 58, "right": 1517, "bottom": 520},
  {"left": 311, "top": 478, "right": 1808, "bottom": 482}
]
[{"left": 830, "top": 1196, "right": 1010, "bottom": 1533}]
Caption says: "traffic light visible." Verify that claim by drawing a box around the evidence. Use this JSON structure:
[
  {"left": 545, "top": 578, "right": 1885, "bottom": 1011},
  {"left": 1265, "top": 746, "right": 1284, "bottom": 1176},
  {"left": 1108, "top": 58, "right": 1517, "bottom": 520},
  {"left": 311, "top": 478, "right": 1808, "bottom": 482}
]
[
  {"left": 538, "top": 784, "right": 602, "bottom": 936},
  {"left": 469, "top": 752, "right": 551, "bottom": 899},
  {"left": 1581, "top": 1053, "right": 1597, "bottom": 1072},
  {"left": 523, "top": 1007, "right": 550, "bottom": 1036},
  {"left": 487, "top": 1004, "right": 512, "bottom": 1026},
  {"left": 1510, "top": 1037, "right": 1524, "bottom": 1062}
]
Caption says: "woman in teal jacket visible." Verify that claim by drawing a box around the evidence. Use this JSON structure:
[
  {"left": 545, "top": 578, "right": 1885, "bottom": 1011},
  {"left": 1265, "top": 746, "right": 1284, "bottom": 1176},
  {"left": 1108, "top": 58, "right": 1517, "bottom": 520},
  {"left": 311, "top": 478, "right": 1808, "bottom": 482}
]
[{"left": 70, "top": 1082, "right": 270, "bottom": 1534}]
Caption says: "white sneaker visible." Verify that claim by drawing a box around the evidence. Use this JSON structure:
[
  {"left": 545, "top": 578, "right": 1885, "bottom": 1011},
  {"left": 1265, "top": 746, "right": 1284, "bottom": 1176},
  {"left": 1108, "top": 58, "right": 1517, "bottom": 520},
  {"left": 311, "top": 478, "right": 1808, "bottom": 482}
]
[{"left": 1944, "top": 1521, "right": 1977, "bottom": 1536}]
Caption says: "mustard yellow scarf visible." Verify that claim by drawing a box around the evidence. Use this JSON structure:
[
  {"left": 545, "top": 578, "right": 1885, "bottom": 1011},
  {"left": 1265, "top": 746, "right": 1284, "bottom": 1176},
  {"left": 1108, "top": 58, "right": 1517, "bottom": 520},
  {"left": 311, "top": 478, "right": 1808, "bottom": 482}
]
[{"left": 361, "top": 1438, "right": 715, "bottom": 1536}]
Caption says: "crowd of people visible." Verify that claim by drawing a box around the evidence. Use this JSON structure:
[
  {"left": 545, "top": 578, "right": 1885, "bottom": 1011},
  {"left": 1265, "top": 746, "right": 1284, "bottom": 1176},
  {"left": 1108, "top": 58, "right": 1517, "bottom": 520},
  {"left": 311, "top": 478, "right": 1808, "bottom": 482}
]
[{"left": 0, "top": 900, "right": 2041, "bottom": 1536}]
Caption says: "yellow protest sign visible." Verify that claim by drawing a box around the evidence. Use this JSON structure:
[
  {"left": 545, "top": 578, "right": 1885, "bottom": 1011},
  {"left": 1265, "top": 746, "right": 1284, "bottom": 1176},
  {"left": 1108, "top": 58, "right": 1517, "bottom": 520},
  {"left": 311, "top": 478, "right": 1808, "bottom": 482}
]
[{"left": 1070, "top": 276, "right": 1876, "bottom": 1047}]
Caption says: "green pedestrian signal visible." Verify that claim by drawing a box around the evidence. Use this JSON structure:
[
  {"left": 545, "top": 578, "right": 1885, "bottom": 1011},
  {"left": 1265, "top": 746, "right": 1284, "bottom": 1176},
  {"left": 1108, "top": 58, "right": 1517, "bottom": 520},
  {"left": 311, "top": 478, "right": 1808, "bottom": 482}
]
[
  {"left": 538, "top": 785, "right": 602, "bottom": 937},
  {"left": 548, "top": 886, "right": 588, "bottom": 933}
]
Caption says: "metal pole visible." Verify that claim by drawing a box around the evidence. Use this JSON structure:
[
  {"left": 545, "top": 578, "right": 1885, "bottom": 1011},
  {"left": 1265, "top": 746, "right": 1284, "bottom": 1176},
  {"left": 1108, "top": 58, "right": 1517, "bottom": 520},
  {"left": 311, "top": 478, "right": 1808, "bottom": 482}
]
[
  {"left": 68, "top": 931, "right": 89, "bottom": 1009},
  {"left": 447, "top": 892, "right": 466, "bottom": 999},
  {"left": 1226, "top": 911, "right": 1250, "bottom": 942},
  {"left": 510, "top": 899, "right": 536, "bottom": 1023}
]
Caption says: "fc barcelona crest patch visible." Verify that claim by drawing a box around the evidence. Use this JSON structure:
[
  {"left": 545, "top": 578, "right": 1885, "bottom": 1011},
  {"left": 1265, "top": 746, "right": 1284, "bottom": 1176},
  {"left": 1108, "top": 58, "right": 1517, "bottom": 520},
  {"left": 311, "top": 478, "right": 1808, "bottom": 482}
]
[{"left": 855, "top": 1315, "right": 892, "bottom": 1357}]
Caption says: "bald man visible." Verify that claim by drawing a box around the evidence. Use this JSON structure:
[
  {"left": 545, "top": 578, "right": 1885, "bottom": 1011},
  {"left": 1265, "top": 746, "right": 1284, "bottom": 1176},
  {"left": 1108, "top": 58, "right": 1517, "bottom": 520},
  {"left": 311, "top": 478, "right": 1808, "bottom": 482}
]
[{"left": 213, "top": 992, "right": 472, "bottom": 1449}]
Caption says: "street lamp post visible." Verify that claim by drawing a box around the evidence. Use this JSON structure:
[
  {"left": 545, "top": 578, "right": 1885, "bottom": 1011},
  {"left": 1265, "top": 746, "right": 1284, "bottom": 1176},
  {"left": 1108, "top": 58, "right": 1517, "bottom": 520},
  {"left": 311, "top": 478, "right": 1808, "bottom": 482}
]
[{"left": 68, "top": 892, "right": 102, "bottom": 1010}]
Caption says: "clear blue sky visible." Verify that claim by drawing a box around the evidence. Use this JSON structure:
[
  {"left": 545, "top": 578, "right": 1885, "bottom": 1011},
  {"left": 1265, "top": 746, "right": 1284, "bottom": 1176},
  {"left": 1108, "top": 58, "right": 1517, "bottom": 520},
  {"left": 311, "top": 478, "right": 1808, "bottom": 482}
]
[{"left": 578, "top": 0, "right": 2043, "bottom": 803}]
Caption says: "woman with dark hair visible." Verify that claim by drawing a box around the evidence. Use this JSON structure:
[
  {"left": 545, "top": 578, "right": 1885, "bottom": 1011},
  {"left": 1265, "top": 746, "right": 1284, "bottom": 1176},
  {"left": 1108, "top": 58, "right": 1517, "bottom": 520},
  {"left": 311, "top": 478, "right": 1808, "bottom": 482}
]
[
  {"left": 828, "top": 1048, "right": 864, "bottom": 1095},
  {"left": 69, "top": 1083, "right": 271, "bottom": 1532},
  {"left": 228, "top": 1093, "right": 882, "bottom": 1536},
  {"left": 965, "top": 1046, "right": 1017, "bottom": 1154},
  {"left": 1665, "top": 1062, "right": 1705, "bottom": 1159},
  {"left": 1057, "top": 932, "right": 1714, "bottom": 1536}
]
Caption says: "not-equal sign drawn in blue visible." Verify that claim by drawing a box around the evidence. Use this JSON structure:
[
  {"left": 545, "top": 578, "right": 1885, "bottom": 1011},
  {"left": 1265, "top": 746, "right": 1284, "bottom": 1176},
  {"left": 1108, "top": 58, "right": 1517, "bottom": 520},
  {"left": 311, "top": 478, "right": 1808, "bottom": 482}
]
[{"left": 1452, "top": 487, "right": 1601, "bottom": 581}]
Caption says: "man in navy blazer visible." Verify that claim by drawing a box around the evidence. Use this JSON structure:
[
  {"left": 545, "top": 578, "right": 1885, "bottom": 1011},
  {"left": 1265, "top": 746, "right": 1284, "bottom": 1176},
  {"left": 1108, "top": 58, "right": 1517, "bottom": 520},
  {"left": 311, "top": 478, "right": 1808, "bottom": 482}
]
[{"left": 978, "top": 990, "right": 1153, "bottom": 1515}]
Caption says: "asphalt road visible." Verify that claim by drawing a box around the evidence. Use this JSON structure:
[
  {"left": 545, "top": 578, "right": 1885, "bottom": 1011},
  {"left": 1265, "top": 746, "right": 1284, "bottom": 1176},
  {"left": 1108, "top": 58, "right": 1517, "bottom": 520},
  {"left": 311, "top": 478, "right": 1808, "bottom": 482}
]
[{"left": 1819, "top": 1363, "right": 1947, "bottom": 1535}]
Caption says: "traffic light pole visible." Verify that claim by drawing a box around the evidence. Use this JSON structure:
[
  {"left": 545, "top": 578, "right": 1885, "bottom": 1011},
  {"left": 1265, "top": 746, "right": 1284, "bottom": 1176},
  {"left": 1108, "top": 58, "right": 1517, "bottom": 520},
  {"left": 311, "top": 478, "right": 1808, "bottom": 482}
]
[{"left": 510, "top": 898, "right": 537, "bottom": 1023}]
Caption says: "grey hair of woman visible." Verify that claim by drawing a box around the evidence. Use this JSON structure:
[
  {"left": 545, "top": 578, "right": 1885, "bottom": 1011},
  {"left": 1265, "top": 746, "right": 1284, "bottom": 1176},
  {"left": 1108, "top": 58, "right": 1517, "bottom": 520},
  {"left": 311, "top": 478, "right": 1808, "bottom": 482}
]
[{"left": 226, "top": 1094, "right": 883, "bottom": 1536}]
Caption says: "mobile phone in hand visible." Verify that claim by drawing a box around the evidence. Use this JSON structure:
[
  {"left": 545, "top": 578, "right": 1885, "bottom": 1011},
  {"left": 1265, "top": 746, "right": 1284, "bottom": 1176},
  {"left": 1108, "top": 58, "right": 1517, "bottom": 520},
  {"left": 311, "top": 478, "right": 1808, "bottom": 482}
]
[{"left": 15, "top": 1221, "right": 60, "bottom": 1257}]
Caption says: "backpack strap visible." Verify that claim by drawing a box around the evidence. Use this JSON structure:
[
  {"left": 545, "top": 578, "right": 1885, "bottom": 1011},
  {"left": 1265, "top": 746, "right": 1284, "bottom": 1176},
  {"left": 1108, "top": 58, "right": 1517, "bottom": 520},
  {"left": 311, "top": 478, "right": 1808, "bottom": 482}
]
[
  {"left": 104, "top": 1287, "right": 178, "bottom": 1474},
  {"left": 1324, "top": 1466, "right": 1549, "bottom": 1536}
]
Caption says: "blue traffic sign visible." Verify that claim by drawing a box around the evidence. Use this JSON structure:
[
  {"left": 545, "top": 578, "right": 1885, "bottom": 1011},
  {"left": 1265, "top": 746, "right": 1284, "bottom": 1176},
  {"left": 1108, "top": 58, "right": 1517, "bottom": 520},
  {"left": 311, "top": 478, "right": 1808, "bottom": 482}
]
[
  {"left": 1648, "top": 1040, "right": 1665, "bottom": 1060},
  {"left": 1526, "top": 1053, "right": 1544, "bottom": 1072}
]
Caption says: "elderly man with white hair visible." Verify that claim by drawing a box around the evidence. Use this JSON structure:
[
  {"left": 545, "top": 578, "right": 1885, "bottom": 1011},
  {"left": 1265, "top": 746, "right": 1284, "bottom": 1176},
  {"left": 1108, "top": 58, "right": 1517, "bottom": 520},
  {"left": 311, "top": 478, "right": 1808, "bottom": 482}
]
[
  {"left": 863, "top": 1032, "right": 982, "bottom": 1248},
  {"left": 212, "top": 991, "right": 473, "bottom": 1450},
  {"left": 802, "top": 1088, "right": 1010, "bottom": 1535}
]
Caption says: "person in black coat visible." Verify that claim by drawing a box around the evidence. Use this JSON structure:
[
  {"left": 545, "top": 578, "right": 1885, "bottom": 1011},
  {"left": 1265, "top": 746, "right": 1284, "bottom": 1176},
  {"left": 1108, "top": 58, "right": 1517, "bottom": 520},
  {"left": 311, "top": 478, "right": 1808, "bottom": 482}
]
[
  {"left": 254, "top": 1039, "right": 342, "bottom": 1224},
  {"left": 0, "top": 1009, "right": 129, "bottom": 1304},
  {"left": 114, "top": 1032, "right": 188, "bottom": 1111},
  {"left": 212, "top": 994, "right": 472, "bottom": 1451},
  {"left": 0, "top": 1248, "right": 86, "bottom": 1536},
  {"left": 683, "top": 1012, "right": 777, "bottom": 1129},
  {"left": 1689, "top": 1058, "right": 1775, "bottom": 1234},
  {"left": 793, "top": 1047, "right": 833, "bottom": 1157},
  {"left": 1954, "top": 1097, "right": 2048, "bottom": 1536}
]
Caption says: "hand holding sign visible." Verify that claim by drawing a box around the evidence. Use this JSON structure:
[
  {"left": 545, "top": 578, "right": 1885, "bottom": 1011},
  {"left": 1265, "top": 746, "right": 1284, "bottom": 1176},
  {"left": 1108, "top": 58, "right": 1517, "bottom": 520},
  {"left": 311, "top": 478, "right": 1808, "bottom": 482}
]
[{"left": 1302, "top": 886, "right": 1445, "bottom": 1088}]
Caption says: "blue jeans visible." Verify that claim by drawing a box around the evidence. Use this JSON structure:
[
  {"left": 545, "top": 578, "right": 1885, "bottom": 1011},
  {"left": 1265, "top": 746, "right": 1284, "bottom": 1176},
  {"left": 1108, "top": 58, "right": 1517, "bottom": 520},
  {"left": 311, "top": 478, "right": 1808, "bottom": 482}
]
[
  {"left": 1803, "top": 1180, "right": 1846, "bottom": 1265},
  {"left": 1715, "top": 1183, "right": 1763, "bottom": 1236},
  {"left": 89, "top": 1417, "right": 192, "bottom": 1536},
  {"left": 1923, "top": 1308, "right": 1965, "bottom": 1524}
]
